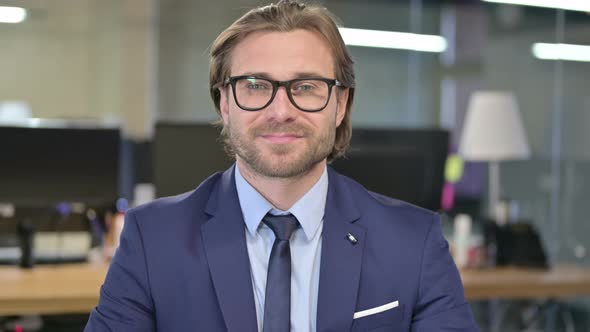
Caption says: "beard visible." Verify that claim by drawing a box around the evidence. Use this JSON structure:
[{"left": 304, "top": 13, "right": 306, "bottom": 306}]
[{"left": 227, "top": 119, "right": 335, "bottom": 179}]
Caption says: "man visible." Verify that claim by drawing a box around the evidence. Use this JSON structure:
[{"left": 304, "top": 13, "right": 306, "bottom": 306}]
[{"left": 86, "top": 1, "right": 479, "bottom": 331}]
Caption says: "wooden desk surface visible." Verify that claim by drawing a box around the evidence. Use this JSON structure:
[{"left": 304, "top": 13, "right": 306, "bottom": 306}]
[
  {"left": 1, "top": 263, "right": 590, "bottom": 315},
  {"left": 461, "top": 265, "right": 590, "bottom": 300},
  {"left": 0, "top": 262, "right": 109, "bottom": 315}
]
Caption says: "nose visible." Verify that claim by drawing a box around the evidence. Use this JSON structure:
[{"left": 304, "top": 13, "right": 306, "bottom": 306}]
[{"left": 263, "top": 86, "right": 298, "bottom": 123}]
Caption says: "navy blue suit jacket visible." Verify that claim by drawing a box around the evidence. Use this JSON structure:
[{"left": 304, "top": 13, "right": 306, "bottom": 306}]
[{"left": 85, "top": 166, "right": 478, "bottom": 331}]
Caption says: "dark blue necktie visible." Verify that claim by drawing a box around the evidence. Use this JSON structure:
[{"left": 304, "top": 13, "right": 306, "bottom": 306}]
[{"left": 262, "top": 213, "right": 299, "bottom": 332}]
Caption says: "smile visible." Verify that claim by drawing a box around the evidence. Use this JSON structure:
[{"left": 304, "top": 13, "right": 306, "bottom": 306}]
[{"left": 260, "top": 133, "right": 303, "bottom": 144}]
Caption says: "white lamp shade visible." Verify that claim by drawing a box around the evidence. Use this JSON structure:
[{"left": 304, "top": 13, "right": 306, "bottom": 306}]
[{"left": 459, "top": 91, "right": 531, "bottom": 161}]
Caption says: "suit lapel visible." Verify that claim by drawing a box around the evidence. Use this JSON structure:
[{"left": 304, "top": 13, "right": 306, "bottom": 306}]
[
  {"left": 201, "top": 166, "right": 258, "bottom": 332},
  {"left": 316, "top": 168, "right": 365, "bottom": 332}
]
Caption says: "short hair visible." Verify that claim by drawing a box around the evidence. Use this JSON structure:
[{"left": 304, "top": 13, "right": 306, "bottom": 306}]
[{"left": 209, "top": 0, "right": 355, "bottom": 162}]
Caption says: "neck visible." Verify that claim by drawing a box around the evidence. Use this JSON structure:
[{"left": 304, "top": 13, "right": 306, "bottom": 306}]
[{"left": 236, "top": 158, "right": 326, "bottom": 211}]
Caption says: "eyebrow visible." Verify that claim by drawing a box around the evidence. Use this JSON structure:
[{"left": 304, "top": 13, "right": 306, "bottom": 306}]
[{"left": 237, "top": 71, "right": 330, "bottom": 80}]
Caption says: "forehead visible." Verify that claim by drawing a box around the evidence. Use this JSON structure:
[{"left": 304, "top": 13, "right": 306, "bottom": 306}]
[{"left": 229, "top": 29, "right": 335, "bottom": 79}]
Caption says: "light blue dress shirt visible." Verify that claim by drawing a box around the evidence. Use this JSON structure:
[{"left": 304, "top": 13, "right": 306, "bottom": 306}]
[{"left": 235, "top": 165, "right": 327, "bottom": 332}]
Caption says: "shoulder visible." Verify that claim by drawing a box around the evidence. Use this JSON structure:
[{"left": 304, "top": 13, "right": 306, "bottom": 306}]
[
  {"left": 331, "top": 169, "right": 439, "bottom": 234},
  {"left": 126, "top": 171, "right": 224, "bottom": 228}
]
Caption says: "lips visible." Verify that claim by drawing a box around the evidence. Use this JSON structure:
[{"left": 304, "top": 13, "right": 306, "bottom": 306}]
[{"left": 260, "top": 133, "right": 303, "bottom": 144}]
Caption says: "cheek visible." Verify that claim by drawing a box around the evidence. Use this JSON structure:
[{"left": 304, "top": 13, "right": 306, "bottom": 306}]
[
  {"left": 302, "top": 113, "right": 334, "bottom": 133},
  {"left": 230, "top": 108, "right": 260, "bottom": 130}
]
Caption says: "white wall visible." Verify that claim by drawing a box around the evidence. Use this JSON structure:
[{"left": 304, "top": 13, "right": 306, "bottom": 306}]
[{"left": 0, "top": 0, "right": 157, "bottom": 139}]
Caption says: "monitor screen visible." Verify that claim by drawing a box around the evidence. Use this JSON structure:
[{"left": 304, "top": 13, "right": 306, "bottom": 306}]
[
  {"left": 331, "top": 128, "right": 449, "bottom": 211},
  {"left": 0, "top": 125, "right": 120, "bottom": 207},
  {"left": 153, "top": 122, "right": 233, "bottom": 197}
]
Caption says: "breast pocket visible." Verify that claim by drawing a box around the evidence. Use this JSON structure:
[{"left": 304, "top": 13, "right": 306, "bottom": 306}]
[{"left": 350, "top": 302, "right": 405, "bottom": 332}]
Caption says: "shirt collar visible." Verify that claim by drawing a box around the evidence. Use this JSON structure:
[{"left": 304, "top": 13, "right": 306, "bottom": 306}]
[{"left": 234, "top": 164, "right": 328, "bottom": 241}]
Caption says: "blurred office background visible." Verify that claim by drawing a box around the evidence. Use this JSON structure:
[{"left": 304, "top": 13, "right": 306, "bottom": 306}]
[{"left": 1, "top": 0, "right": 590, "bottom": 331}]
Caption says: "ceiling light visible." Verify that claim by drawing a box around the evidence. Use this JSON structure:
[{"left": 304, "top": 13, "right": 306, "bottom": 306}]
[
  {"left": 482, "top": 0, "right": 590, "bottom": 13},
  {"left": 338, "top": 27, "right": 447, "bottom": 53},
  {"left": 532, "top": 43, "right": 590, "bottom": 62},
  {"left": 0, "top": 6, "right": 27, "bottom": 23}
]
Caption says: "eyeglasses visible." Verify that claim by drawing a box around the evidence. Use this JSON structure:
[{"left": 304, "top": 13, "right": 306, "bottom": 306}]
[{"left": 223, "top": 76, "right": 344, "bottom": 112}]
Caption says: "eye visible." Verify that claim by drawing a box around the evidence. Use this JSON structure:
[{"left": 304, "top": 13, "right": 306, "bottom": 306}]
[
  {"left": 292, "top": 81, "right": 318, "bottom": 92},
  {"left": 245, "top": 78, "right": 271, "bottom": 90},
  {"left": 296, "top": 84, "right": 314, "bottom": 91}
]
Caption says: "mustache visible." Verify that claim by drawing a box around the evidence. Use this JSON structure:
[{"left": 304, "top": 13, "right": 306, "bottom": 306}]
[{"left": 250, "top": 123, "right": 311, "bottom": 137}]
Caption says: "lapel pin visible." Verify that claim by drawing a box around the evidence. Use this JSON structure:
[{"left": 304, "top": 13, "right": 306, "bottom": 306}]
[{"left": 346, "top": 233, "right": 358, "bottom": 245}]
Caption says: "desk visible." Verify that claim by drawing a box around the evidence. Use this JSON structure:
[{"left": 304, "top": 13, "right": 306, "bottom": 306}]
[
  {"left": 0, "top": 262, "right": 108, "bottom": 315},
  {"left": 461, "top": 265, "right": 590, "bottom": 300},
  {"left": 1, "top": 263, "right": 590, "bottom": 315}
]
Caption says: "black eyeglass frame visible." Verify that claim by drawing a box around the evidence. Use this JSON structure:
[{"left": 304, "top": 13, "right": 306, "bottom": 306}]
[{"left": 223, "top": 75, "right": 344, "bottom": 112}]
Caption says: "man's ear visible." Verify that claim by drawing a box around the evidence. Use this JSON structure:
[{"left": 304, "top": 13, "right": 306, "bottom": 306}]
[
  {"left": 219, "top": 87, "right": 230, "bottom": 126},
  {"left": 335, "top": 88, "right": 349, "bottom": 127}
]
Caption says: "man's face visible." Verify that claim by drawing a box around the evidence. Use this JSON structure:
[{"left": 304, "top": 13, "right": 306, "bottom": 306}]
[{"left": 219, "top": 29, "right": 348, "bottom": 179}]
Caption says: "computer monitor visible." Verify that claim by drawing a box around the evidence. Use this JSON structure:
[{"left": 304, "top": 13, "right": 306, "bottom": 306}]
[
  {"left": 153, "top": 122, "right": 233, "bottom": 197},
  {"left": 153, "top": 123, "right": 449, "bottom": 210},
  {"left": 331, "top": 128, "right": 449, "bottom": 211},
  {"left": 0, "top": 124, "right": 121, "bottom": 208}
]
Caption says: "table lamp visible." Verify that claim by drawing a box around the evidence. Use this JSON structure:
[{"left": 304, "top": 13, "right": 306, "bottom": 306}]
[{"left": 459, "top": 91, "right": 530, "bottom": 220}]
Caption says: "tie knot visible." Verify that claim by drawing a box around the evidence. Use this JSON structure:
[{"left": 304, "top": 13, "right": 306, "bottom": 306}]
[{"left": 262, "top": 213, "right": 299, "bottom": 241}]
